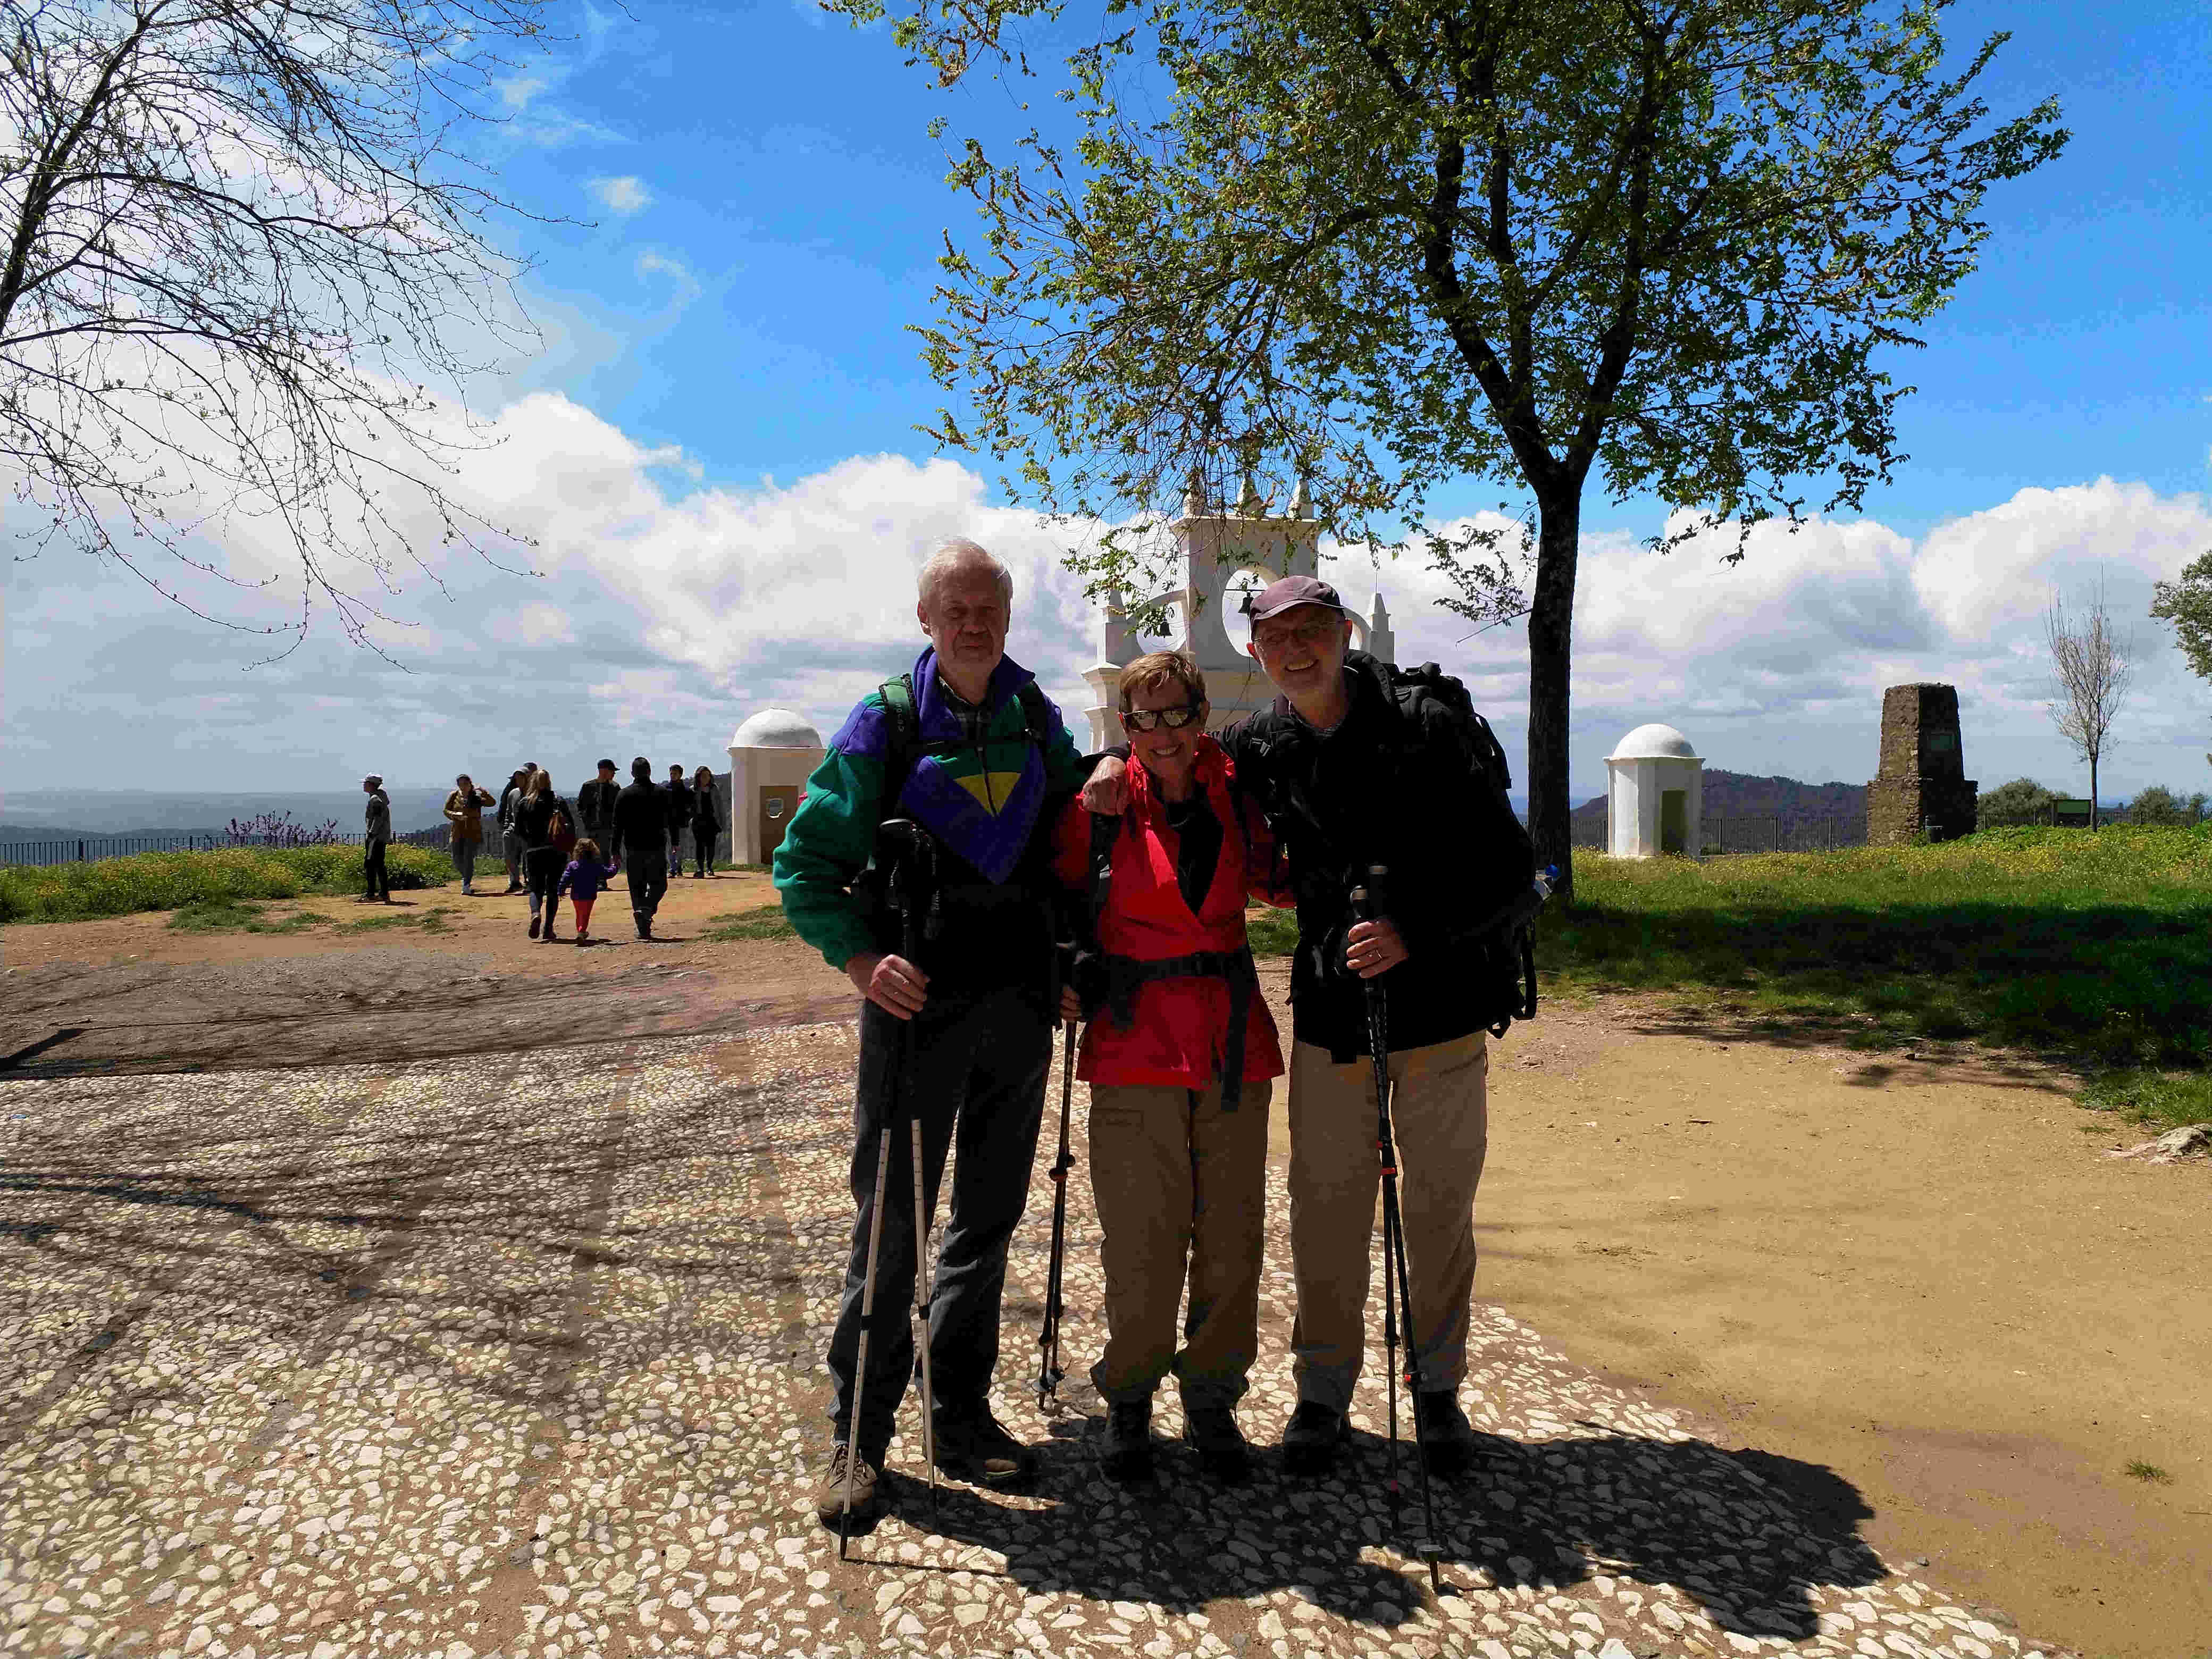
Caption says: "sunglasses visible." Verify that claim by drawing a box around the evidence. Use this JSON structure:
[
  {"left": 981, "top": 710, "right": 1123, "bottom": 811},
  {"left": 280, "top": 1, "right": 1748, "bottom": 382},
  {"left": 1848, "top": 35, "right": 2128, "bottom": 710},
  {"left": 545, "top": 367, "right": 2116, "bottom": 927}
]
[{"left": 1123, "top": 703, "right": 1203, "bottom": 733}]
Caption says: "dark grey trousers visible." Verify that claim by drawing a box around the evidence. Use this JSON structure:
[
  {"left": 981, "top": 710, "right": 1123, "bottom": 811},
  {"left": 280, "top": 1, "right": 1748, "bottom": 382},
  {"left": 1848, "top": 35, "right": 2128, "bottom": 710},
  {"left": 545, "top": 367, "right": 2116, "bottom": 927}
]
[
  {"left": 625, "top": 848, "right": 668, "bottom": 932},
  {"left": 827, "top": 986, "right": 1051, "bottom": 1460}
]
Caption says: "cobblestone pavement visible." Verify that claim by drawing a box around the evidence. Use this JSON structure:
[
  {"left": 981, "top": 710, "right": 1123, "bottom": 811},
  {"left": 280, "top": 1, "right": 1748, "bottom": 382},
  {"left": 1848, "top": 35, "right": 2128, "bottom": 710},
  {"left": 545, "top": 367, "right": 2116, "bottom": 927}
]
[{"left": 2, "top": 1025, "right": 2071, "bottom": 1659}]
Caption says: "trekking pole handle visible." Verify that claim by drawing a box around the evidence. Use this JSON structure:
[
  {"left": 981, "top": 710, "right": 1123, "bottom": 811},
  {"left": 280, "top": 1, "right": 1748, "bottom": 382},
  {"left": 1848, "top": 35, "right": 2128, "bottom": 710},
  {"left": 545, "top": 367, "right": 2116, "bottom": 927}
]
[{"left": 1348, "top": 862, "right": 1387, "bottom": 924}]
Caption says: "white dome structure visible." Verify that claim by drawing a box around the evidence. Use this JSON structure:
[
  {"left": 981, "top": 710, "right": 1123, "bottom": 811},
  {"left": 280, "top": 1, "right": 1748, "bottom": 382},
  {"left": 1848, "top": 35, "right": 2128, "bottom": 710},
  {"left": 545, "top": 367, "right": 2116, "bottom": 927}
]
[
  {"left": 727, "top": 708, "right": 828, "bottom": 865},
  {"left": 1608, "top": 723, "right": 1699, "bottom": 761},
  {"left": 1605, "top": 724, "right": 1703, "bottom": 858},
  {"left": 731, "top": 708, "right": 823, "bottom": 750}
]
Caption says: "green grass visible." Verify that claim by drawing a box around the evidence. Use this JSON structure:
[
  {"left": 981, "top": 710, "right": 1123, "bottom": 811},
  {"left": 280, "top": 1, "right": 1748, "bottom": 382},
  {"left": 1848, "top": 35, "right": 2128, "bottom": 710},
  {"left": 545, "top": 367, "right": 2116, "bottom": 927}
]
[
  {"left": 2076, "top": 1070, "right": 2212, "bottom": 1132},
  {"left": 1251, "top": 825, "right": 2212, "bottom": 1076},
  {"left": 1536, "top": 826, "right": 2212, "bottom": 1070},
  {"left": 1247, "top": 906, "right": 1299, "bottom": 958},
  {"left": 0, "top": 844, "right": 453, "bottom": 925},
  {"left": 703, "top": 904, "right": 797, "bottom": 942},
  {"left": 165, "top": 899, "right": 319, "bottom": 935},
  {"left": 2123, "top": 1460, "right": 2174, "bottom": 1484},
  {"left": 333, "top": 905, "right": 458, "bottom": 935}
]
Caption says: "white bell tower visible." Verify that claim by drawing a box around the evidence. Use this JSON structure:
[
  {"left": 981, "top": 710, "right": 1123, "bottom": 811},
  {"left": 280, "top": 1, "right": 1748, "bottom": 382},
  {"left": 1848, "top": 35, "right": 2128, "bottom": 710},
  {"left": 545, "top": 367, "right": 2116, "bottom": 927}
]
[{"left": 1086, "top": 476, "right": 1362, "bottom": 748}]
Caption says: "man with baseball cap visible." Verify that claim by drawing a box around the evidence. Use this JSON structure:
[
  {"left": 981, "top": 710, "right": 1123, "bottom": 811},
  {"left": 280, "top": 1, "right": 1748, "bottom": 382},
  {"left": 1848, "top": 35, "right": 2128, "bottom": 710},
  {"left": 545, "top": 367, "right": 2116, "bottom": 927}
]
[{"left": 1086, "top": 571, "right": 1533, "bottom": 1479}]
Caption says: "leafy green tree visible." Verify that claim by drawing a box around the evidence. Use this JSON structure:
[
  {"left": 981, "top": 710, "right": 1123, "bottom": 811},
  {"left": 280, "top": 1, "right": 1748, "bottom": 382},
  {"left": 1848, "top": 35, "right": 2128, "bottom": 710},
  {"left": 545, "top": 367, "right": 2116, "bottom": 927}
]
[
  {"left": 2119, "top": 785, "right": 2207, "bottom": 828},
  {"left": 832, "top": 0, "right": 2065, "bottom": 895},
  {"left": 2149, "top": 550, "right": 2212, "bottom": 685},
  {"left": 1976, "top": 777, "right": 2056, "bottom": 828}
]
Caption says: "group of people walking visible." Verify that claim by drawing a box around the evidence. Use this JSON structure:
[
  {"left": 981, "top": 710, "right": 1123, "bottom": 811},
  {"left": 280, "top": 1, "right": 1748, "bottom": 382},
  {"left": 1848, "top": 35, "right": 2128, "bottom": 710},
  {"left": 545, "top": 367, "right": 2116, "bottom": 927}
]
[
  {"left": 352, "top": 760, "right": 726, "bottom": 941},
  {"left": 773, "top": 538, "right": 1536, "bottom": 1528}
]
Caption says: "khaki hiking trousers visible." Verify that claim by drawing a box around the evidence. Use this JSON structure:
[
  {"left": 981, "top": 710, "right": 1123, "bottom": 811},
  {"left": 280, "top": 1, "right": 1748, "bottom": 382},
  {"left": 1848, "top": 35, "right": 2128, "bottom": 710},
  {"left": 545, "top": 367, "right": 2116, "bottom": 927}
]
[
  {"left": 1287, "top": 1030, "right": 1488, "bottom": 1413},
  {"left": 1086, "top": 1077, "right": 1273, "bottom": 1410}
]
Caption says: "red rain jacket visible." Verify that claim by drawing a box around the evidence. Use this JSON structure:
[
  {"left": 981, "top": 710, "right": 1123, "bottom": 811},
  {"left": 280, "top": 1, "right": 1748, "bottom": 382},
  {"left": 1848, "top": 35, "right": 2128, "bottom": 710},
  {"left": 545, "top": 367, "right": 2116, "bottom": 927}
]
[{"left": 1051, "top": 736, "right": 1289, "bottom": 1091}]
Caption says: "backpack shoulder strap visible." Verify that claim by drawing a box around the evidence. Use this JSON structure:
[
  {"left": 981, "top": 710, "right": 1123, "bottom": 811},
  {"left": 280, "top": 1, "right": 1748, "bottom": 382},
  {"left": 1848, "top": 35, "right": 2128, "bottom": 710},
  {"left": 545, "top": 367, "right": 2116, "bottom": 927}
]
[
  {"left": 1085, "top": 808, "right": 1118, "bottom": 943},
  {"left": 1015, "top": 680, "right": 1053, "bottom": 748},
  {"left": 876, "top": 674, "right": 920, "bottom": 824}
]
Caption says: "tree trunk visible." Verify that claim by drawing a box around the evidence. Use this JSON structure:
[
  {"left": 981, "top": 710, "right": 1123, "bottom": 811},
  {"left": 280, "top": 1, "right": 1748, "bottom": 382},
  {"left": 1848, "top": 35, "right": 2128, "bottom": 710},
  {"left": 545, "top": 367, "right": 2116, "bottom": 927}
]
[
  {"left": 2089, "top": 755, "right": 2099, "bottom": 831},
  {"left": 1526, "top": 486, "right": 1582, "bottom": 902}
]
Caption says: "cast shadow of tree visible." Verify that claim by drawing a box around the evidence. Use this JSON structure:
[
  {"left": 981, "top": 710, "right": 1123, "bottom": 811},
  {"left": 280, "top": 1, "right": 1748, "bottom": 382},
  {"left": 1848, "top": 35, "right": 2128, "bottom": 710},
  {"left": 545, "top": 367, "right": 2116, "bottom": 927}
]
[{"left": 882, "top": 1421, "right": 1880, "bottom": 1640}]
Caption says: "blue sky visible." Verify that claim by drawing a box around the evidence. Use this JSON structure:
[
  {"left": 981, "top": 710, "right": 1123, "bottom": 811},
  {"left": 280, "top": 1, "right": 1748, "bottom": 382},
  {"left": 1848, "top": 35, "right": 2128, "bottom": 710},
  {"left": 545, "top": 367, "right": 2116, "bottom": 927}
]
[
  {"left": 501, "top": 0, "right": 2212, "bottom": 530},
  {"left": 6, "top": 0, "right": 2211, "bottom": 805}
]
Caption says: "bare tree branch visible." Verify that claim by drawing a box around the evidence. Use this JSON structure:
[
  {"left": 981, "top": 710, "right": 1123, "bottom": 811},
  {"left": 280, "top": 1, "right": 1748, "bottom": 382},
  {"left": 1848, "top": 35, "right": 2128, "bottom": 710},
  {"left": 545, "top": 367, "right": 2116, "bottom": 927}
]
[{"left": 0, "top": 0, "right": 572, "bottom": 653}]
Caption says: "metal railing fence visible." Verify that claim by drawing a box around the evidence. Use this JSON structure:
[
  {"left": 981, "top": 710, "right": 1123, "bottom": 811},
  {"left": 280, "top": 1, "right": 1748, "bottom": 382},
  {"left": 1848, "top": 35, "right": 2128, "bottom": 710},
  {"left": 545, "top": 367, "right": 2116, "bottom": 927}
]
[
  {"left": 1571, "top": 812, "right": 1871, "bottom": 856},
  {"left": 0, "top": 827, "right": 450, "bottom": 869}
]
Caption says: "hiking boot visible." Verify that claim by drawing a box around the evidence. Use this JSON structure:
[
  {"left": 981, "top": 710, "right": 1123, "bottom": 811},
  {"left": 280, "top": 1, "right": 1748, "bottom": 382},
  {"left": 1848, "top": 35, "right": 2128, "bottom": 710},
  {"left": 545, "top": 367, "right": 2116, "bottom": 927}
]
[
  {"left": 932, "top": 1403, "right": 1038, "bottom": 1488},
  {"left": 1415, "top": 1390, "right": 1518, "bottom": 1478},
  {"left": 810, "top": 1443, "right": 881, "bottom": 1526},
  {"left": 1182, "top": 1401, "right": 1251, "bottom": 1484},
  {"left": 1100, "top": 1398, "right": 1153, "bottom": 1483},
  {"left": 1280, "top": 1401, "right": 1346, "bottom": 1477},
  {"left": 528, "top": 914, "right": 540, "bottom": 939}
]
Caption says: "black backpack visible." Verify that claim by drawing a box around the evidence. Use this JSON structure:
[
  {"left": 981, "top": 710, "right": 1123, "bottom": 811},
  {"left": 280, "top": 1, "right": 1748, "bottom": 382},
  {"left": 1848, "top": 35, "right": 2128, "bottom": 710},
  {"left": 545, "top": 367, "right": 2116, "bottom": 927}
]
[
  {"left": 1383, "top": 660, "right": 1516, "bottom": 800},
  {"left": 1377, "top": 659, "right": 1538, "bottom": 1032}
]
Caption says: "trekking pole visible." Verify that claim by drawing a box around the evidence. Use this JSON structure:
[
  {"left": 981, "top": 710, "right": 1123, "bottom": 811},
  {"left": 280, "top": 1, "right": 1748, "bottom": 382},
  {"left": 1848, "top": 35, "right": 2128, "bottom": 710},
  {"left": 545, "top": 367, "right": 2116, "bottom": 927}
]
[
  {"left": 1351, "top": 865, "right": 1444, "bottom": 1594},
  {"left": 890, "top": 823, "right": 943, "bottom": 1526},
  {"left": 832, "top": 818, "right": 929, "bottom": 1557},
  {"left": 1034, "top": 1018, "right": 1077, "bottom": 1411},
  {"left": 839, "top": 828, "right": 921, "bottom": 1560}
]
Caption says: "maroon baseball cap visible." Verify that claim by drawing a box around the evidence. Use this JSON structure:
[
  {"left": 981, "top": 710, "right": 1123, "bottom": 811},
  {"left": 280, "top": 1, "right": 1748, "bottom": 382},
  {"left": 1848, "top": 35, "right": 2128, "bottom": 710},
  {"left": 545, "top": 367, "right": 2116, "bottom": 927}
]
[{"left": 1246, "top": 574, "right": 1348, "bottom": 625}]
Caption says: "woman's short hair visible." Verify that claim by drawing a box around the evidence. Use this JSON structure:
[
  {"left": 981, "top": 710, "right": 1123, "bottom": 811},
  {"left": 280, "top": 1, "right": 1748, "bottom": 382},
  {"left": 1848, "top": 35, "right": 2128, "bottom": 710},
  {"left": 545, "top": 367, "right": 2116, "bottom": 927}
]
[
  {"left": 1118, "top": 650, "right": 1206, "bottom": 714},
  {"left": 918, "top": 538, "right": 1013, "bottom": 610}
]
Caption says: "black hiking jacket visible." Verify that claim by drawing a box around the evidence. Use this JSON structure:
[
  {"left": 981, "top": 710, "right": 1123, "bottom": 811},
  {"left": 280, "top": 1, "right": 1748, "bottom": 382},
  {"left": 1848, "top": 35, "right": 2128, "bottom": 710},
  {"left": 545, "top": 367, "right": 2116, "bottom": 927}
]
[
  {"left": 1222, "top": 652, "right": 1534, "bottom": 1062},
  {"left": 576, "top": 777, "right": 622, "bottom": 841},
  {"left": 614, "top": 778, "right": 671, "bottom": 858}
]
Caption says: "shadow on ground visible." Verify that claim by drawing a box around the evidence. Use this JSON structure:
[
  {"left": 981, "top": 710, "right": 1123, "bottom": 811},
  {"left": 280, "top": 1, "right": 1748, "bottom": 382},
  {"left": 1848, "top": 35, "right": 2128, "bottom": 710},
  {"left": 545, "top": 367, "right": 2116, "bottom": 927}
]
[{"left": 847, "top": 1421, "right": 1881, "bottom": 1638}]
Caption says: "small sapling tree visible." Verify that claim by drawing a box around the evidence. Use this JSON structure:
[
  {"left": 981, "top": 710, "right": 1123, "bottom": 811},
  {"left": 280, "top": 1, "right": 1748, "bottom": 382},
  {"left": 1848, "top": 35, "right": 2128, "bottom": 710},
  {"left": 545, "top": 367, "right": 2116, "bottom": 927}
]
[{"left": 2045, "top": 586, "right": 2133, "bottom": 830}]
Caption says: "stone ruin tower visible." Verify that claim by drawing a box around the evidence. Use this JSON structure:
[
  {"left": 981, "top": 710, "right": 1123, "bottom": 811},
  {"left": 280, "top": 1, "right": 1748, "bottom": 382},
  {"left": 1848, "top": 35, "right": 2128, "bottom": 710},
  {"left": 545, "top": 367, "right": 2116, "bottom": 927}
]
[{"left": 1867, "top": 683, "right": 1978, "bottom": 845}]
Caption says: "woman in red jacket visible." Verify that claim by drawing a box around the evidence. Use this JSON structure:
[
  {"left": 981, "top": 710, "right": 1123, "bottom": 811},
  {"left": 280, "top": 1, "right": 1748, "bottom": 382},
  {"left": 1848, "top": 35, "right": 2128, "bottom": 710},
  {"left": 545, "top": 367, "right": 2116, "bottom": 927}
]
[{"left": 1053, "top": 650, "right": 1289, "bottom": 1485}]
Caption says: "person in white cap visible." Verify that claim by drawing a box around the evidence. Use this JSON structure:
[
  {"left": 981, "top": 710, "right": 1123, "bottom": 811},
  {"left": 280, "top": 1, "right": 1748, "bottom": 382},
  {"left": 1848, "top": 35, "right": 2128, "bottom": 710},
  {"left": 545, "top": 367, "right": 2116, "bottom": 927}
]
[{"left": 1085, "top": 573, "right": 1534, "bottom": 1479}]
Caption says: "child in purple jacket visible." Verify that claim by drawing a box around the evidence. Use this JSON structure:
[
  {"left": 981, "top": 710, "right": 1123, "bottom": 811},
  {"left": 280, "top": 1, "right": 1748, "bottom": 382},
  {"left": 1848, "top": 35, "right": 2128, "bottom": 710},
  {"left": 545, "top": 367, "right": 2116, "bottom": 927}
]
[{"left": 556, "top": 839, "right": 620, "bottom": 944}]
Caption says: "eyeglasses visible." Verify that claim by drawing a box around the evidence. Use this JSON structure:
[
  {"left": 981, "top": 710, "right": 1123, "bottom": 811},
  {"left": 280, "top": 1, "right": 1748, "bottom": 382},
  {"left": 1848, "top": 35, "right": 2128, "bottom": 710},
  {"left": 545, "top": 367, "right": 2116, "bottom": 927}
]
[
  {"left": 1123, "top": 703, "right": 1203, "bottom": 733},
  {"left": 1253, "top": 614, "right": 1343, "bottom": 652}
]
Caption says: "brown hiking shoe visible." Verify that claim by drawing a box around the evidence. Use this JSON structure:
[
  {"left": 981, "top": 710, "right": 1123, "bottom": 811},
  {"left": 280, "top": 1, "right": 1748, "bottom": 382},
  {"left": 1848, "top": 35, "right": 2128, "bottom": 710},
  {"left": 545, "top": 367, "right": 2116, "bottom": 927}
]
[{"left": 811, "top": 1443, "right": 881, "bottom": 1526}]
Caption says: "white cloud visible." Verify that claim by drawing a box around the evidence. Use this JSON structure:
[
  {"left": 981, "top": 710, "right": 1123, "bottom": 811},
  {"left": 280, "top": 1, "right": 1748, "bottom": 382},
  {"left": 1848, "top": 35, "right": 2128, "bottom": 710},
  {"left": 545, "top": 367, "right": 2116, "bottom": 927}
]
[
  {"left": 10, "top": 365, "right": 2212, "bottom": 805},
  {"left": 633, "top": 250, "right": 700, "bottom": 307},
  {"left": 589, "top": 175, "right": 651, "bottom": 215}
]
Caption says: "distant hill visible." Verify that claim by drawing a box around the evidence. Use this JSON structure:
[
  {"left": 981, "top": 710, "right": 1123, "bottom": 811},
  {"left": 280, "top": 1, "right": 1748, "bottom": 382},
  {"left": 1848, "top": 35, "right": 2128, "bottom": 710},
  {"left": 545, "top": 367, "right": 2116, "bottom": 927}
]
[
  {"left": 1, "top": 789, "right": 452, "bottom": 838},
  {"left": 1570, "top": 769, "right": 1869, "bottom": 836}
]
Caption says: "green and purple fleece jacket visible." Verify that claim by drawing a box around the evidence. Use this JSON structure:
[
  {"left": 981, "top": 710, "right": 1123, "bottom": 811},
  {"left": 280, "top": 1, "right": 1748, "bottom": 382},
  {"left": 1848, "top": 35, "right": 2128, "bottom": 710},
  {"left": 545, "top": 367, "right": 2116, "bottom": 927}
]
[{"left": 772, "top": 650, "right": 1088, "bottom": 973}]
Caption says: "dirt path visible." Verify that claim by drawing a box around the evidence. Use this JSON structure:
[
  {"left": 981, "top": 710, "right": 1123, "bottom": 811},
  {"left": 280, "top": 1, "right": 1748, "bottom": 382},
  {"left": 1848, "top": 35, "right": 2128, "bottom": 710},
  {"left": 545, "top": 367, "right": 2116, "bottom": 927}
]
[
  {"left": 4, "top": 893, "right": 2206, "bottom": 1657},
  {"left": 1463, "top": 1001, "right": 2211, "bottom": 1659}
]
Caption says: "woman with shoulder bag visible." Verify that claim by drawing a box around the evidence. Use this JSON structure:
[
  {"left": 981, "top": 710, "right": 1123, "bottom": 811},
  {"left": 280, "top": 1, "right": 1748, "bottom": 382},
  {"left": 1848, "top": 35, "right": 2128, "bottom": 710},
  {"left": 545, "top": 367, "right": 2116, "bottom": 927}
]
[{"left": 512, "top": 770, "right": 576, "bottom": 941}]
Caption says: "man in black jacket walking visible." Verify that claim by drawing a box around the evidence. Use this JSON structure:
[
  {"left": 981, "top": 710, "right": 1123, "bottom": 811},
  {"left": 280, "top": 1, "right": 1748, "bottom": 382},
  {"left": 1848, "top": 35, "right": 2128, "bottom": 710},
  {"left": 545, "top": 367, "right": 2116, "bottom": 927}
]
[
  {"left": 576, "top": 759, "right": 622, "bottom": 853},
  {"left": 614, "top": 757, "right": 671, "bottom": 939},
  {"left": 1086, "top": 576, "right": 1534, "bottom": 1480}
]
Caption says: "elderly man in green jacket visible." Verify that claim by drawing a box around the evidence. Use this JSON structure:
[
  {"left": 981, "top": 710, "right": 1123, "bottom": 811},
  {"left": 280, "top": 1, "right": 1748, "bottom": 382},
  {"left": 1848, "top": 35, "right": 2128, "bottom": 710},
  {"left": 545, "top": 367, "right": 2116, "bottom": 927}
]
[{"left": 775, "top": 538, "right": 1090, "bottom": 1526}]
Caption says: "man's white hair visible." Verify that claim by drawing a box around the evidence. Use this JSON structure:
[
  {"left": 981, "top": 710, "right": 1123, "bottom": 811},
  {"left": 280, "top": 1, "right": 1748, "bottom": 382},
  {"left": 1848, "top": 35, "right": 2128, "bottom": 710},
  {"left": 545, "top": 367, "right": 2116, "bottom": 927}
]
[{"left": 918, "top": 537, "right": 1013, "bottom": 609}]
